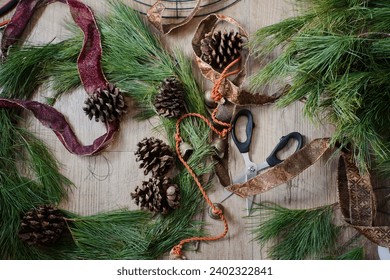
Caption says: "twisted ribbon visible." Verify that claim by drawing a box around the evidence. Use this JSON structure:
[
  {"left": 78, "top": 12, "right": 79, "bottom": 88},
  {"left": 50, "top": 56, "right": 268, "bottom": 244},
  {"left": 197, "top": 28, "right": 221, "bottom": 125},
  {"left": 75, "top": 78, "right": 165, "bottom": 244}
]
[{"left": 0, "top": 0, "right": 120, "bottom": 156}]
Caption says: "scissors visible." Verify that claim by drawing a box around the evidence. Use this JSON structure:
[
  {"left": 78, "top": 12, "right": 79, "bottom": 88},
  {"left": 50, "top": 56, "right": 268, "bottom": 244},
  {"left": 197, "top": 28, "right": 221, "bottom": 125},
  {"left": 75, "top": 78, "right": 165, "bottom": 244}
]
[{"left": 215, "top": 109, "right": 304, "bottom": 216}]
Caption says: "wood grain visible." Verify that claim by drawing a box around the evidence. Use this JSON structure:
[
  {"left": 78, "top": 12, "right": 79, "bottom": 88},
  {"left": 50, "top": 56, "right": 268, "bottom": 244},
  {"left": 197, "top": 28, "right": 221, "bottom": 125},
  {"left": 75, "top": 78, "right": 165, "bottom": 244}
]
[{"left": 0, "top": 0, "right": 379, "bottom": 259}]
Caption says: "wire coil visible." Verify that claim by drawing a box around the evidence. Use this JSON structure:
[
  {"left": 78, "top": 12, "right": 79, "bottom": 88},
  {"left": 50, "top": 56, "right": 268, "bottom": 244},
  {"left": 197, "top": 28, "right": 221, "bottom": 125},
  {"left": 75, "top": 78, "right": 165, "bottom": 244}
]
[{"left": 132, "top": 0, "right": 241, "bottom": 18}]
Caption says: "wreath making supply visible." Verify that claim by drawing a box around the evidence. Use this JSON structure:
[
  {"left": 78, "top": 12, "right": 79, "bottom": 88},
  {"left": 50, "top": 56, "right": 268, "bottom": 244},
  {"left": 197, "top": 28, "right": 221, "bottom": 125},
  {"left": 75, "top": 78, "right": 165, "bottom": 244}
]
[
  {"left": 134, "top": 0, "right": 240, "bottom": 18},
  {"left": 0, "top": 0, "right": 216, "bottom": 260}
]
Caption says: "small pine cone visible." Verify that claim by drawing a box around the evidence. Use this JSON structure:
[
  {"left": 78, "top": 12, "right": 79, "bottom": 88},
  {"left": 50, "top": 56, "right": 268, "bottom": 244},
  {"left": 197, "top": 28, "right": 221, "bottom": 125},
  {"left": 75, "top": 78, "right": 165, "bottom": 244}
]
[
  {"left": 200, "top": 30, "right": 243, "bottom": 70},
  {"left": 135, "top": 137, "right": 174, "bottom": 176},
  {"left": 154, "top": 77, "right": 185, "bottom": 118},
  {"left": 83, "top": 84, "right": 128, "bottom": 122},
  {"left": 131, "top": 176, "right": 180, "bottom": 214},
  {"left": 18, "top": 205, "right": 65, "bottom": 246}
]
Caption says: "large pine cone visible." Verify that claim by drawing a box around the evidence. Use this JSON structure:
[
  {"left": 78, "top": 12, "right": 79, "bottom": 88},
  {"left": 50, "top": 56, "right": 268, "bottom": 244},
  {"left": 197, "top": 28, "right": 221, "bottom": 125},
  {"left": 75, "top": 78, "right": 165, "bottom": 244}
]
[
  {"left": 18, "top": 205, "right": 65, "bottom": 246},
  {"left": 131, "top": 177, "right": 180, "bottom": 214},
  {"left": 154, "top": 77, "right": 185, "bottom": 118},
  {"left": 83, "top": 84, "right": 127, "bottom": 122},
  {"left": 135, "top": 137, "right": 174, "bottom": 176},
  {"left": 200, "top": 30, "right": 243, "bottom": 71}
]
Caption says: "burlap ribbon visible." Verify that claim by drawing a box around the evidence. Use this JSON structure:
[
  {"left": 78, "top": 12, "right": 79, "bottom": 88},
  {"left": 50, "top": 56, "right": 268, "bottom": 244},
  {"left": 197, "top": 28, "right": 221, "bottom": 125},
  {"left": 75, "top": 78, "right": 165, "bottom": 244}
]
[
  {"left": 147, "top": 0, "right": 201, "bottom": 34},
  {"left": 226, "top": 138, "right": 331, "bottom": 197},
  {"left": 192, "top": 14, "right": 281, "bottom": 106},
  {"left": 225, "top": 136, "right": 390, "bottom": 248},
  {"left": 192, "top": 14, "right": 280, "bottom": 186},
  {"left": 338, "top": 152, "right": 390, "bottom": 248}
]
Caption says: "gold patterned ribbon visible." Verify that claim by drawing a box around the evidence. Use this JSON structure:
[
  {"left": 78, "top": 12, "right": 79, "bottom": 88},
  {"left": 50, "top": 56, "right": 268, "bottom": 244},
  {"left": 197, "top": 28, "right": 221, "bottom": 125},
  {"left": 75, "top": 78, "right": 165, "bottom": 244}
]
[
  {"left": 226, "top": 138, "right": 331, "bottom": 197},
  {"left": 226, "top": 138, "right": 390, "bottom": 248},
  {"left": 147, "top": 0, "right": 201, "bottom": 34},
  {"left": 338, "top": 152, "right": 390, "bottom": 248}
]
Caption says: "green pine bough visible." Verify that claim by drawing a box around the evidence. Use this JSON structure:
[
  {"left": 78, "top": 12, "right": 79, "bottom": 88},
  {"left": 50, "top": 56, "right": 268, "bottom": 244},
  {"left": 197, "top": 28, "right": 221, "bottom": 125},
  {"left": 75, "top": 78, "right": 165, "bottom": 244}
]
[
  {"left": 0, "top": 1, "right": 213, "bottom": 259},
  {"left": 251, "top": 203, "right": 340, "bottom": 260},
  {"left": 251, "top": 203, "right": 364, "bottom": 260},
  {"left": 249, "top": 0, "right": 390, "bottom": 175}
]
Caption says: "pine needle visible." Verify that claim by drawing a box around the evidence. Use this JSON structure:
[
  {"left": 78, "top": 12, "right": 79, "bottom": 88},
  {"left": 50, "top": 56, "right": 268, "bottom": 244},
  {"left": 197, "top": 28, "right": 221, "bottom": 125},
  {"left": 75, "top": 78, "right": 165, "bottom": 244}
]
[
  {"left": 0, "top": 110, "right": 72, "bottom": 259},
  {"left": 249, "top": 0, "right": 390, "bottom": 175},
  {"left": 0, "top": 0, "right": 215, "bottom": 259},
  {"left": 251, "top": 202, "right": 339, "bottom": 260},
  {"left": 336, "top": 247, "right": 364, "bottom": 260}
]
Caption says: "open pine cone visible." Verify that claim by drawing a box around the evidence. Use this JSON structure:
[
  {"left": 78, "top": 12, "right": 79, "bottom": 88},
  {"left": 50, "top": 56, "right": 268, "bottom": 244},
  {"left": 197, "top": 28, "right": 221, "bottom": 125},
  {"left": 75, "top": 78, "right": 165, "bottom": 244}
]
[
  {"left": 18, "top": 205, "right": 65, "bottom": 246},
  {"left": 154, "top": 77, "right": 185, "bottom": 118},
  {"left": 131, "top": 176, "right": 180, "bottom": 214},
  {"left": 200, "top": 30, "right": 243, "bottom": 71},
  {"left": 135, "top": 137, "right": 174, "bottom": 176},
  {"left": 83, "top": 83, "right": 127, "bottom": 122}
]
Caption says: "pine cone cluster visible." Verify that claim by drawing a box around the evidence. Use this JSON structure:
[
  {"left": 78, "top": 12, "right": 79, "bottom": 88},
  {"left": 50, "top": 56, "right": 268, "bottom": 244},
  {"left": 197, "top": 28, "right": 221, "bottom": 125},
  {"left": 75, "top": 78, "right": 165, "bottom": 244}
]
[
  {"left": 135, "top": 137, "right": 174, "bottom": 177},
  {"left": 200, "top": 30, "right": 243, "bottom": 70},
  {"left": 154, "top": 77, "right": 185, "bottom": 118},
  {"left": 83, "top": 84, "right": 127, "bottom": 122},
  {"left": 18, "top": 205, "right": 65, "bottom": 246},
  {"left": 131, "top": 176, "right": 180, "bottom": 214}
]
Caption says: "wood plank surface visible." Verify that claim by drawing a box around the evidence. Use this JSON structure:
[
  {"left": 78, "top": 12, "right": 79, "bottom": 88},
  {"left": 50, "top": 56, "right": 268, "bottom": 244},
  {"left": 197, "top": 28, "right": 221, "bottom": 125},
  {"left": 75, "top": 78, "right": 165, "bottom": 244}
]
[{"left": 0, "top": 0, "right": 381, "bottom": 259}]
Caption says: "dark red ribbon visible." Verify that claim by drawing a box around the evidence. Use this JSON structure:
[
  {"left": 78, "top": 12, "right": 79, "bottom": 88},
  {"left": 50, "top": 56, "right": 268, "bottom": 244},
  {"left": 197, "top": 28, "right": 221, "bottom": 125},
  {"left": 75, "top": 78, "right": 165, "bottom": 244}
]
[
  {"left": 0, "top": 99, "right": 119, "bottom": 155},
  {"left": 0, "top": 0, "right": 119, "bottom": 155}
]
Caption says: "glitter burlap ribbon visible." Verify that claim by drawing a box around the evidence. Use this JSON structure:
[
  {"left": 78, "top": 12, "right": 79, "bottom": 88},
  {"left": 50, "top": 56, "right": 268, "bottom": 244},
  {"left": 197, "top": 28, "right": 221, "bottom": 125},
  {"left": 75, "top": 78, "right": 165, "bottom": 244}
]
[
  {"left": 192, "top": 14, "right": 282, "bottom": 106},
  {"left": 226, "top": 138, "right": 331, "bottom": 197},
  {"left": 192, "top": 14, "right": 283, "bottom": 187},
  {"left": 226, "top": 136, "right": 390, "bottom": 248},
  {"left": 0, "top": 0, "right": 120, "bottom": 156},
  {"left": 338, "top": 152, "right": 390, "bottom": 248},
  {"left": 147, "top": 0, "right": 201, "bottom": 34}
]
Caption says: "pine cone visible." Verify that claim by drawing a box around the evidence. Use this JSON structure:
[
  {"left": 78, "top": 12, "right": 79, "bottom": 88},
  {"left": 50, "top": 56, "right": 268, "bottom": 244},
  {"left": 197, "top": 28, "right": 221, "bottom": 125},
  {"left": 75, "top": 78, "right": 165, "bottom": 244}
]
[
  {"left": 18, "top": 205, "right": 65, "bottom": 246},
  {"left": 131, "top": 177, "right": 180, "bottom": 214},
  {"left": 135, "top": 137, "right": 174, "bottom": 176},
  {"left": 83, "top": 84, "right": 127, "bottom": 122},
  {"left": 154, "top": 77, "right": 185, "bottom": 118},
  {"left": 200, "top": 30, "right": 243, "bottom": 70}
]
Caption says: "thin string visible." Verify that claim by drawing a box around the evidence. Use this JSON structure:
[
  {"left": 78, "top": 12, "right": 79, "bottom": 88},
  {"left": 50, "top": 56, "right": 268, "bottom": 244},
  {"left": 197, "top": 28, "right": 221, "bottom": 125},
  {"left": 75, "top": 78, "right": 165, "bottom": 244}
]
[
  {"left": 0, "top": 19, "right": 10, "bottom": 29},
  {"left": 171, "top": 57, "right": 241, "bottom": 259}
]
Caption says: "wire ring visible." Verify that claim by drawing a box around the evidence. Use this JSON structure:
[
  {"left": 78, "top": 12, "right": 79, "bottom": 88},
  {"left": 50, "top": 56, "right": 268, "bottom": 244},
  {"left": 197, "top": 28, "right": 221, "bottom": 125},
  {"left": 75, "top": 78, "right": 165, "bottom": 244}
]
[{"left": 133, "top": 0, "right": 241, "bottom": 19}]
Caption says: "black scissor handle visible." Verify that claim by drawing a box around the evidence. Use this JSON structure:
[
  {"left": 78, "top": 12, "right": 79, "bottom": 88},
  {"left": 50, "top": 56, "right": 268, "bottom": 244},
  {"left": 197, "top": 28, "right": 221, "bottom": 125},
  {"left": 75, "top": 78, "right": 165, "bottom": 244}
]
[
  {"left": 231, "top": 109, "right": 254, "bottom": 153},
  {"left": 266, "top": 132, "right": 304, "bottom": 167}
]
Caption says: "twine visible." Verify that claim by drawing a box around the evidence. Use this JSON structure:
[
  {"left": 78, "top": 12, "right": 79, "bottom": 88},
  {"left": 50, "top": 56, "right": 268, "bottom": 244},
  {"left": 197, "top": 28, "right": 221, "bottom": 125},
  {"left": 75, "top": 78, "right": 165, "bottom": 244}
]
[{"left": 171, "top": 57, "right": 241, "bottom": 259}]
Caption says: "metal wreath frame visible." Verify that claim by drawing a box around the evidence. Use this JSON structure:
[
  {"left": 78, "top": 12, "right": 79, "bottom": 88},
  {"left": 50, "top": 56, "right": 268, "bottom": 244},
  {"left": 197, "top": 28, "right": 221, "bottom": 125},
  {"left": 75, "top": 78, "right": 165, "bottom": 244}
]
[{"left": 133, "top": 0, "right": 241, "bottom": 18}]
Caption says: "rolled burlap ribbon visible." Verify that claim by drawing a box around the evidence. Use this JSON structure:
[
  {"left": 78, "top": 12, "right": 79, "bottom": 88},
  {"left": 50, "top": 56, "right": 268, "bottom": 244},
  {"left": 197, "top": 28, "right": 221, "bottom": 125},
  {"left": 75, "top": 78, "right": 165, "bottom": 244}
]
[
  {"left": 338, "top": 152, "right": 390, "bottom": 248},
  {"left": 147, "top": 0, "right": 201, "bottom": 34}
]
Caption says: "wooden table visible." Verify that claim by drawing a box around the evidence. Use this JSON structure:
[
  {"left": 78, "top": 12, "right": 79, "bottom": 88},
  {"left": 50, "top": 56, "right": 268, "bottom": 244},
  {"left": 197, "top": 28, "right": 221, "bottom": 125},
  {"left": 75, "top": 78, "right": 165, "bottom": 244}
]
[{"left": 0, "top": 0, "right": 380, "bottom": 259}]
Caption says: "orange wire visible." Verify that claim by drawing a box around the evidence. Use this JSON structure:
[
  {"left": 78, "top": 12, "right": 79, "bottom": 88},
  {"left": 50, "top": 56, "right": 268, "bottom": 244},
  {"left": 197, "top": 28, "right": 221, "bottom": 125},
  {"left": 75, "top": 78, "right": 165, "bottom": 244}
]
[
  {"left": 171, "top": 57, "right": 241, "bottom": 259},
  {"left": 0, "top": 19, "right": 10, "bottom": 28}
]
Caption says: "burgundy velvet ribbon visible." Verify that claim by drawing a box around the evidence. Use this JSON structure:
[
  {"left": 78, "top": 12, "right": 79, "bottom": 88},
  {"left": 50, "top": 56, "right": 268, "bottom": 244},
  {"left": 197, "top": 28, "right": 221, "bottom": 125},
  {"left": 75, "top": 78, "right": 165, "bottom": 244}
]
[
  {"left": 0, "top": 0, "right": 119, "bottom": 155},
  {"left": 0, "top": 99, "right": 119, "bottom": 155}
]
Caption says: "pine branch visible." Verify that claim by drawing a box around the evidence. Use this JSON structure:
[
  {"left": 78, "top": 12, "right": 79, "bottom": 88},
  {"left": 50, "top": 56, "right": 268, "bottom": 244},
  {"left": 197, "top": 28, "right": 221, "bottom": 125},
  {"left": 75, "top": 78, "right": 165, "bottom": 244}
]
[
  {"left": 251, "top": 202, "right": 339, "bottom": 260},
  {"left": 249, "top": 1, "right": 390, "bottom": 175},
  {"left": 336, "top": 247, "right": 364, "bottom": 260},
  {"left": 0, "top": 110, "right": 72, "bottom": 259},
  {"left": 0, "top": 0, "right": 214, "bottom": 259}
]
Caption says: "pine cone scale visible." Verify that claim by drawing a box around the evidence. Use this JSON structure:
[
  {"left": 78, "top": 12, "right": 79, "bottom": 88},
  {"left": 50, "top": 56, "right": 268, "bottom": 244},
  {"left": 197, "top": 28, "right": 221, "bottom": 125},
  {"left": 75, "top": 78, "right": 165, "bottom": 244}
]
[
  {"left": 200, "top": 30, "right": 244, "bottom": 71},
  {"left": 131, "top": 177, "right": 180, "bottom": 214},
  {"left": 83, "top": 84, "right": 127, "bottom": 122},
  {"left": 154, "top": 77, "right": 185, "bottom": 119},
  {"left": 18, "top": 205, "right": 65, "bottom": 246},
  {"left": 135, "top": 137, "right": 174, "bottom": 177}
]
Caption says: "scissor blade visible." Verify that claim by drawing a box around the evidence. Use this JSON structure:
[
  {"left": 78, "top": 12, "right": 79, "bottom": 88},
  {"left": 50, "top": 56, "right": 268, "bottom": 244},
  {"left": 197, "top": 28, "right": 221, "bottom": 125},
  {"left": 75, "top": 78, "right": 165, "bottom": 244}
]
[
  {"left": 246, "top": 196, "right": 255, "bottom": 216},
  {"left": 219, "top": 190, "right": 234, "bottom": 203},
  {"left": 244, "top": 159, "right": 258, "bottom": 216},
  {"left": 219, "top": 171, "right": 247, "bottom": 203},
  {"left": 257, "top": 161, "right": 270, "bottom": 172}
]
